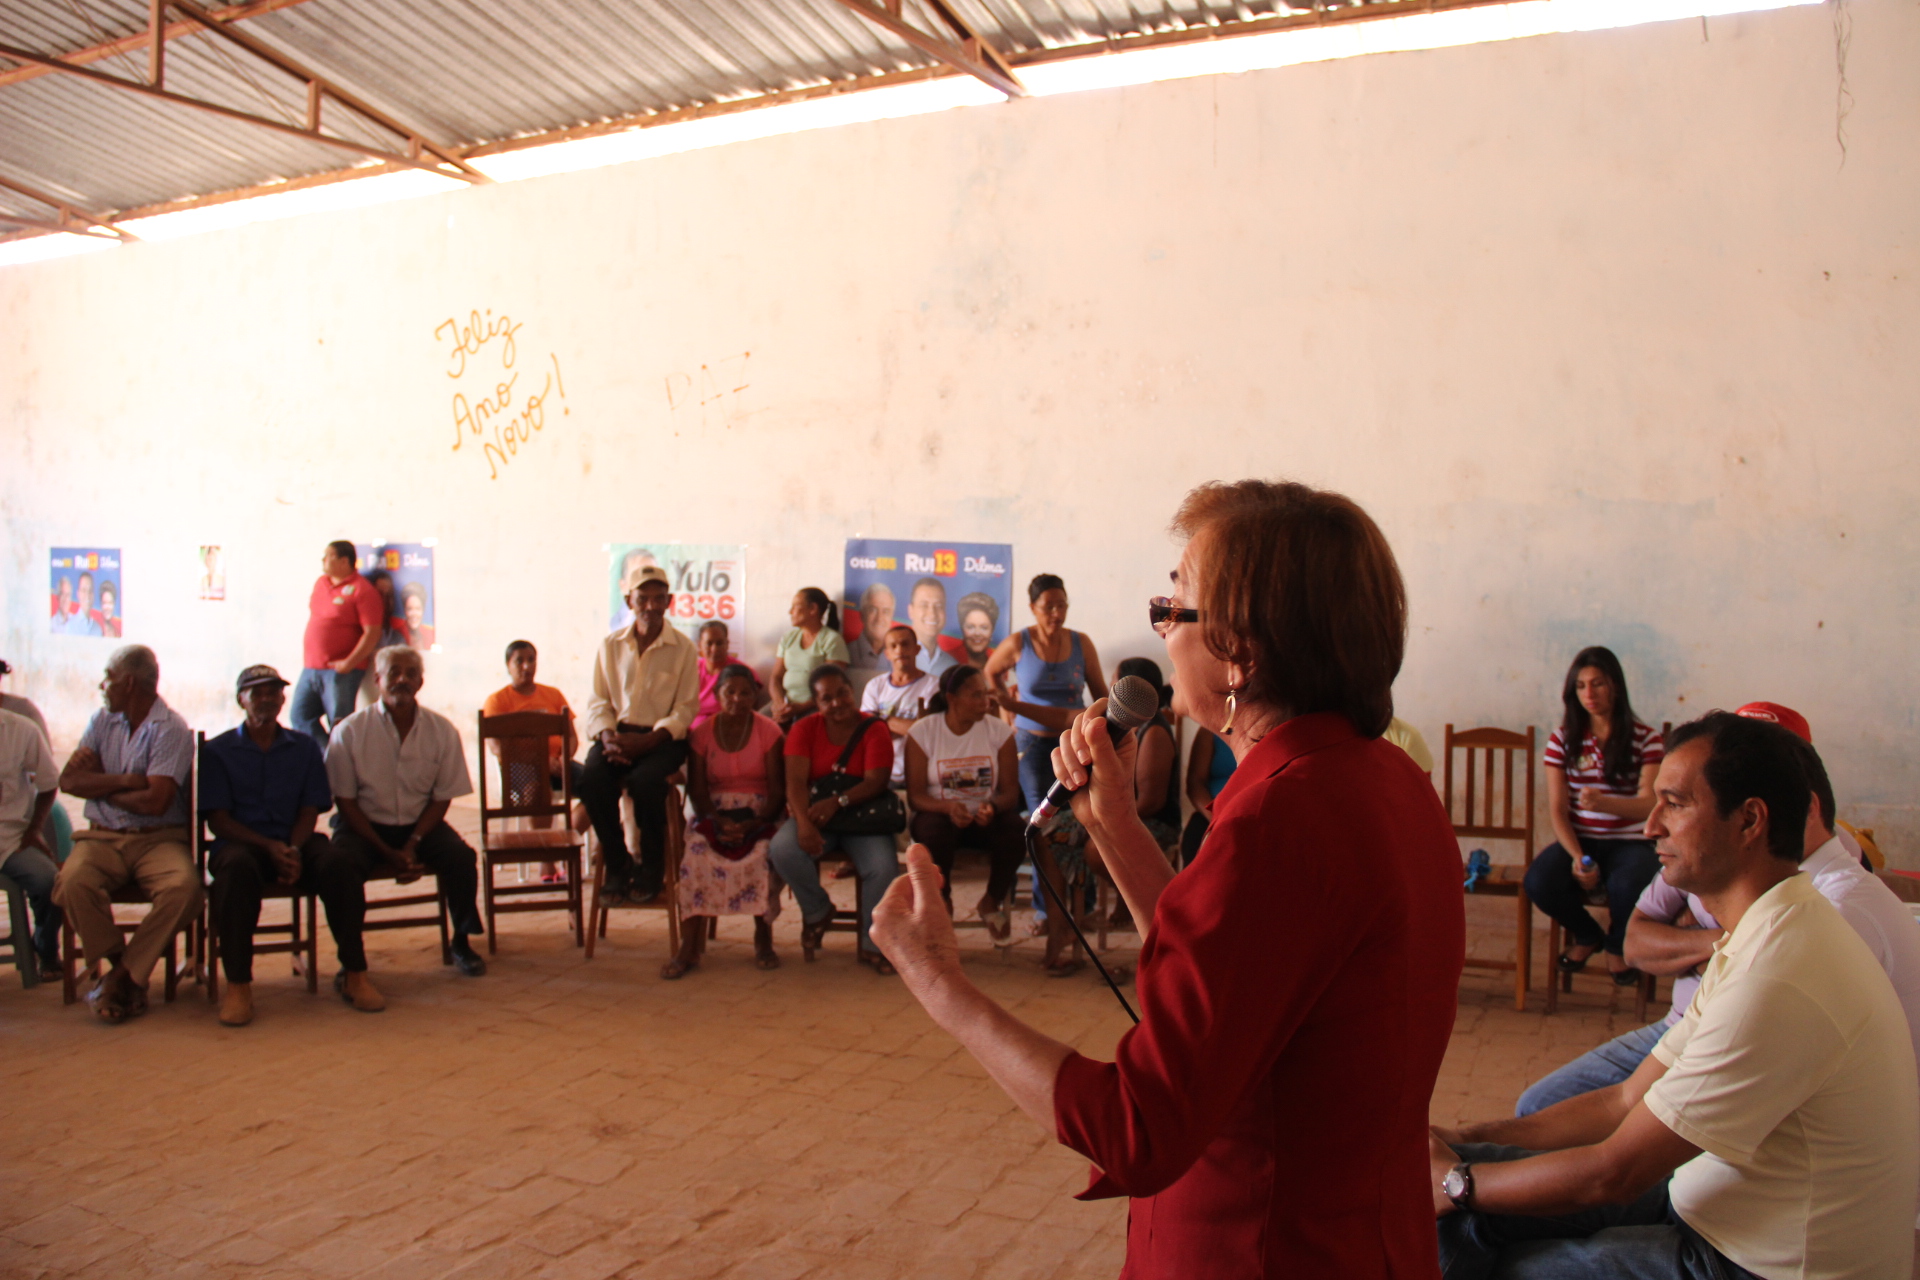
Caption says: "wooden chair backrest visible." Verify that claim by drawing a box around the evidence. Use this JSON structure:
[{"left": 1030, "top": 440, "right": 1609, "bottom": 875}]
[
  {"left": 1442, "top": 725, "right": 1536, "bottom": 853},
  {"left": 478, "top": 711, "right": 571, "bottom": 829}
]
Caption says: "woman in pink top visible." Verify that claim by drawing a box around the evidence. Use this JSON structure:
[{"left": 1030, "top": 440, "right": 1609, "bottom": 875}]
[
  {"left": 692, "top": 621, "right": 736, "bottom": 730},
  {"left": 669, "top": 663, "right": 785, "bottom": 980}
]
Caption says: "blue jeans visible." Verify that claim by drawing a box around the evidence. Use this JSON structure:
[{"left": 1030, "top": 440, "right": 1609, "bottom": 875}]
[
  {"left": 291, "top": 667, "right": 366, "bottom": 745},
  {"left": 1439, "top": 1143, "right": 1760, "bottom": 1280},
  {"left": 1523, "top": 838, "right": 1660, "bottom": 956},
  {"left": 0, "top": 846, "right": 62, "bottom": 961},
  {"left": 765, "top": 822, "right": 898, "bottom": 953},
  {"left": 1516, "top": 1021, "right": 1670, "bottom": 1116}
]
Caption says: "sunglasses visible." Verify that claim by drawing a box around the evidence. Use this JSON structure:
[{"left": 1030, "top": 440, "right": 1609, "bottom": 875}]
[{"left": 1148, "top": 597, "right": 1200, "bottom": 636}]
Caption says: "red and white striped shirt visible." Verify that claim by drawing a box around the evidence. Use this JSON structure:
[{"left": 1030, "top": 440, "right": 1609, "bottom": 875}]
[{"left": 1544, "top": 721, "right": 1664, "bottom": 839}]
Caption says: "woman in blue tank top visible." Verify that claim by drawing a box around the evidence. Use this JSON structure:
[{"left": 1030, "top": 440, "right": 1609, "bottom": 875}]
[{"left": 985, "top": 573, "right": 1108, "bottom": 962}]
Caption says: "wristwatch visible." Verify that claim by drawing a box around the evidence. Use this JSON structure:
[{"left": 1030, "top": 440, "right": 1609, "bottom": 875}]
[
  {"left": 1442, "top": 1162, "right": 1475, "bottom": 1211},
  {"left": 835, "top": 793, "right": 851, "bottom": 808}
]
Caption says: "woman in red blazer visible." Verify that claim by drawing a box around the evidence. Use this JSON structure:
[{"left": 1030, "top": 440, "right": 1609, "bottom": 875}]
[{"left": 873, "top": 479, "right": 1466, "bottom": 1278}]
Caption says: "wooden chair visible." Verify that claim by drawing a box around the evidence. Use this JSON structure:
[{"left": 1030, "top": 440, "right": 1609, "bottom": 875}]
[
  {"left": 477, "top": 711, "right": 585, "bottom": 952},
  {"left": 195, "top": 733, "right": 319, "bottom": 1002},
  {"left": 585, "top": 776, "right": 688, "bottom": 960},
  {"left": 60, "top": 754, "right": 199, "bottom": 1006},
  {"left": 799, "top": 846, "right": 866, "bottom": 964},
  {"left": 61, "top": 891, "right": 184, "bottom": 1005},
  {"left": 1443, "top": 725, "right": 1537, "bottom": 1012},
  {"left": 0, "top": 871, "right": 41, "bottom": 988}
]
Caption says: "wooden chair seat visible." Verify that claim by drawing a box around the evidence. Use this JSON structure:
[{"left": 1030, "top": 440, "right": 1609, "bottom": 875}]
[
  {"left": 478, "top": 711, "right": 585, "bottom": 954},
  {"left": 483, "top": 829, "right": 580, "bottom": 852}
]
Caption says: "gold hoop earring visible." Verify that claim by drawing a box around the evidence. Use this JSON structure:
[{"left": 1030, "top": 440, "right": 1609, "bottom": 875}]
[{"left": 1222, "top": 688, "right": 1239, "bottom": 737}]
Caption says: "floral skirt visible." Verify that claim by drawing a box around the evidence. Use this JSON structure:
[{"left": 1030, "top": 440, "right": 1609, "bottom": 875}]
[
  {"left": 676, "top": 791, "right": 781, "bottom": 919},
  {"left": 1037, "top": 807, "right": 1181, "bottom": 884}
]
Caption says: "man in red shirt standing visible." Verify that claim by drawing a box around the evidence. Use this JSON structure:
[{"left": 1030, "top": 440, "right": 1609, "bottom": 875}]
[{"left": 291, "top": 541, "right": 383, "bottom": 745}]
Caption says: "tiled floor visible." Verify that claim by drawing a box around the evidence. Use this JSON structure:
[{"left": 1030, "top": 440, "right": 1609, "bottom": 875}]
[{"left": 0, "top": 870, "right": 1851, "bottom": 1278}]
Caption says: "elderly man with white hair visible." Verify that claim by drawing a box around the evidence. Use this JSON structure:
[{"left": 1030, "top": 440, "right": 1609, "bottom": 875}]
[
  {"left": 323, "top": 645, "right": 487, "bottom": 987},
  {"left": 53, "top": 644, "right": 201, "bottom": 1024}
]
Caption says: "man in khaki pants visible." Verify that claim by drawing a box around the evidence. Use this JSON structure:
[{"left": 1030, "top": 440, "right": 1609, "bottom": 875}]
[{"left": 54, "top": 645, "right": 200, "bottom": 1024}]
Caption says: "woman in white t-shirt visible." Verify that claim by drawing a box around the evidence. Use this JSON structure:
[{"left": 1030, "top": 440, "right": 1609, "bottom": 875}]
[{"left": 905, "top": 664, "right": 1024, "bottom": 942}]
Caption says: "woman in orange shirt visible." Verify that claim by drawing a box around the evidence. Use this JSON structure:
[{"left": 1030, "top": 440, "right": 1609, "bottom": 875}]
[{"left": 481, "top": 640, "right": 588, "bottom": 881}]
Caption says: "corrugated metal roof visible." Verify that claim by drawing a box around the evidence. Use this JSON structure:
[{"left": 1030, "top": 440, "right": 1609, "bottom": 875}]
[{"left": 0, "top": 0, "right": 1379, "bottom": 228}]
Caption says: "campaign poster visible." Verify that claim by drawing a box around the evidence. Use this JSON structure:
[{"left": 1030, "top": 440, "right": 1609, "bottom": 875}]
[
  {"left": 356, "top": 541, "right": 438, "bottom": 652},
  {"left": 608, "top": 543, "right": 746, "bottom": 644},
  {"left": 198, "top": 545, "right": 226, "bottom": 601},
  {"left": 49, "top": 547, "right": 123, "bottom": 638},
  {"left": 842, "top": 539, "right": 1013, "bottom": 676}
]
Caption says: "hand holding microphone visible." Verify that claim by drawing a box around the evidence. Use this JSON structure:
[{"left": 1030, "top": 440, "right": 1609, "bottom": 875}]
[{"left": 1035, "top": 674, "right": 1161, "bottom": 830}]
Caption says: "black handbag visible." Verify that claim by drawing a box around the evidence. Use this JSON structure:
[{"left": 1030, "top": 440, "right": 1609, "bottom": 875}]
[{"left": 808, "top": 716, "right": 907, "bottom": 836}]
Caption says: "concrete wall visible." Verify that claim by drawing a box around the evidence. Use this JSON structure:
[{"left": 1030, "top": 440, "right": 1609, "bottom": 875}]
[{"left": 5, "top": 2, "right": 1915, "bottom": 858}]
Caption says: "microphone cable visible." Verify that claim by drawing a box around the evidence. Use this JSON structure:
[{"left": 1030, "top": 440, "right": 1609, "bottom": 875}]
[{"left": 1025, "top": 822, "right": 1139, "bottom": 1024}]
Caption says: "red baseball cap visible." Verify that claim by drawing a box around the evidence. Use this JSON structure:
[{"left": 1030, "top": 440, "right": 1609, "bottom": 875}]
[{"left": 1735, "top": 702, "right": 1812, "bottom": 743}]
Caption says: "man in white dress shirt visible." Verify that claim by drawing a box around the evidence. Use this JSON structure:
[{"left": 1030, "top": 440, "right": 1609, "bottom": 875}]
[{"left": 324, "top": 646, "right": 486, "bottom": 983}]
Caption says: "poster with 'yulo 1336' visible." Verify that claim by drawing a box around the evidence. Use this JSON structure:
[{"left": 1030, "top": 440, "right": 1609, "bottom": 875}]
[{"left": 608, "top": 544, "right": 746, "bottom": 645}]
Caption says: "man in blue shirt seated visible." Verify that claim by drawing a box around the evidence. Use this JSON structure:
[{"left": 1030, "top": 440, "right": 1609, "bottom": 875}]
[{"left": 200, "top": 664, "right": 362, "bottom": 1026}]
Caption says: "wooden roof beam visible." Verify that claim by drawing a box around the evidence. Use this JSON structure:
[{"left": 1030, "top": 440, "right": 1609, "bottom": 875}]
[
  {"left": 165, "top": 0, "right": 488, "bottom": 182},
  {"left": 828, "top": 0, "right": 1024, "bottom": 98},
  {"left": 0, "top": 0, "right": 318, "bottom": 90},
  {"left": 0, "top": 40, "right": 485, "bottom": 184},
  {"left": 0, "top": 172, "right": 138, "bottom": 240}
]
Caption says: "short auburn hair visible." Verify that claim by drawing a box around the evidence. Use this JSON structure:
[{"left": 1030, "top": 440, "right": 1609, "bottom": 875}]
[{"left": 1172, "top": 479, "right": 1406, "bottom": 737}]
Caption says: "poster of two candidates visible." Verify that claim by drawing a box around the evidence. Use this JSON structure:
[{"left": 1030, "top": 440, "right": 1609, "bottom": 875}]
[
  {"left": 356, "top": 542, "right": 439, "bottom": 651},
  {"left": 841, "top": 540, "right": 1013, "bottom": 675},
  {"left": 49, "top": 547, "right": 123, "bottom": 637},
  {"left": 608, "top": 543, "right": 746, "bottom": 643}
]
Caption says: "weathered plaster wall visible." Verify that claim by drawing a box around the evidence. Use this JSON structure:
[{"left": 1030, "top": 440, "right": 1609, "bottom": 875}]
[{"left": 5, "top": 3, "right": 1915, "bottom": 856}]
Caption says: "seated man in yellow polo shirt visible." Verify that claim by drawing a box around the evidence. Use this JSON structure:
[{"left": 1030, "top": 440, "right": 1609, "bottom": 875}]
[{"left": 1429, "top": 710, "right": 1918, "bottom": 1280}]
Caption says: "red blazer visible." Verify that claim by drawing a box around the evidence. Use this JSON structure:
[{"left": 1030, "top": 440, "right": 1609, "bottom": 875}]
[{"left": 1053, "top": 712, "right": 1465, "bottom": 1278}]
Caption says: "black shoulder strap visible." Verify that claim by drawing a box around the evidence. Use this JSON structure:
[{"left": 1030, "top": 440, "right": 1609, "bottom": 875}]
[{"left": 833, "top": 716, "right": 883, "bottom": 774}]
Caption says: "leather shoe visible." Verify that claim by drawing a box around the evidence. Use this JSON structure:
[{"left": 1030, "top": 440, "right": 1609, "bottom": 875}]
[
  {"left": 450, "top": 941, "right": 487, "bottom": 977},
  {"left": 334, "top": 969, "right": 386, "bottom": 1012},
  {"left": 218, "top": 981, "right": 254, "bottom": 1027}
]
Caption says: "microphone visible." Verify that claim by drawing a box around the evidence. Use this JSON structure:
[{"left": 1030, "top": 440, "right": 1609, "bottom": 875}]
[{"left": 1029, "top": 674, "right": 1162, "bottom": 826}]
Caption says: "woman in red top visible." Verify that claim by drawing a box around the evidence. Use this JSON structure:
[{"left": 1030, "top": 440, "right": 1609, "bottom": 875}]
[{"left": 873, "top": 480, "right": 1465, "bottom": 1278}]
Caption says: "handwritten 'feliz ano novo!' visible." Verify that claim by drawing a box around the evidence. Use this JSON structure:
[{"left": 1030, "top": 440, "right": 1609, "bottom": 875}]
[{"left": 437, "top": 308, "right": 569, "bottom": 481}]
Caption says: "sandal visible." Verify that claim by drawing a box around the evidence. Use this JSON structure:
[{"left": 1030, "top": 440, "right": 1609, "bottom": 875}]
[
  {"left": 1556, "top": 949, "right": 1595, "bottom": 974},
  {"left": 754, "top": 948, "right": 781, "bottom": 971},
  {"left": 977, "top": 902, "right": 1012, "bottom": 944},
  {"left": 1611, "top": 966, "right": 1644, "bottom": 988},
  {"left": 861, "top": 950, "right": 897, "bottom": 976},
  {"left": 800, "top": 919, "right": 829, "bottom": 963},
  {"left": 659, "top": 956, "right": 696, "bottom": 981},
  {"left": 1044, "top": 958, "right": 1085, "bottom": 979}
]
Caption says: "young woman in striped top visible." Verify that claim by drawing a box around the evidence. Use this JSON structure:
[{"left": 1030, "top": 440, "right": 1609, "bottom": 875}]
[{"left": 1521, "top": 646, "right": 1664, "bottom": 986}]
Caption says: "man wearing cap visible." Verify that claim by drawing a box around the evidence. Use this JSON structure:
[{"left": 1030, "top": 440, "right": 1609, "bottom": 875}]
[
  {"left": 1514, "top": 701, "right": 1920, "bottom": 1115},
  {"left": 54, "top": 644, "right": 199, "bottom": 1024},
  {"left": 580, "top": 566, "right": 700, "bottom": 905},
  {"left": 291, "top": 540, "right": 384, "bottom": 745},
  {"left": 200, "top": 665, "right": 352, "bottom": 1026},
  {"left": 325, "top": 645, "right": 487, "bottom": 980}
]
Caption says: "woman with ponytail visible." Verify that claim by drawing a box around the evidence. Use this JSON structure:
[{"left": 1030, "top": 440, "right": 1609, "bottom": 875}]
[{"left": 768, "top": 586, "right": 849, "bottom": 729}]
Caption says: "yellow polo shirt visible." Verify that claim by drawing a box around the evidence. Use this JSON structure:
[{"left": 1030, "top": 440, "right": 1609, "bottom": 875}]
[{"left": 1647, "top": 873, "right": 1919, "bottom": 1280}]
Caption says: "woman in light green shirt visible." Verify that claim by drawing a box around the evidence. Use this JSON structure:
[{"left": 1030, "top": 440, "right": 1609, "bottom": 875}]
[{"left": 768, "top": 587, "right": 849, "bottom": 728}]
